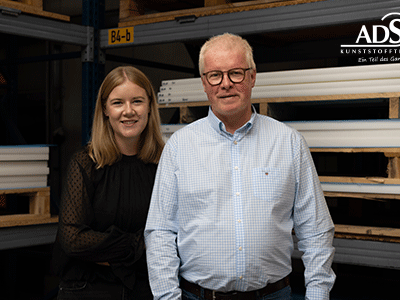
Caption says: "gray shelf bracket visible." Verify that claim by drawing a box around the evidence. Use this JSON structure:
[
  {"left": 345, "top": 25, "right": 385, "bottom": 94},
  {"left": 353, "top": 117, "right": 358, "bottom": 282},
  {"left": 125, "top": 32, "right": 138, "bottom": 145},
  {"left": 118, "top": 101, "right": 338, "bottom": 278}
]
[
  {"left": 81, "top": 26, "right": 94, "bottom": 62},
  {"left": 0, "top": 6, "right": 21, "bottom": 17}
]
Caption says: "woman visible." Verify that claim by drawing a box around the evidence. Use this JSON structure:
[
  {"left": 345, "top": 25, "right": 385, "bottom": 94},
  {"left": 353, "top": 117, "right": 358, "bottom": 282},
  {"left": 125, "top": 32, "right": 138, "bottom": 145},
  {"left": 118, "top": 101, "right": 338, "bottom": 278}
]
[{"left": 53, "top": 66, "right": 164, "bottom": 299}]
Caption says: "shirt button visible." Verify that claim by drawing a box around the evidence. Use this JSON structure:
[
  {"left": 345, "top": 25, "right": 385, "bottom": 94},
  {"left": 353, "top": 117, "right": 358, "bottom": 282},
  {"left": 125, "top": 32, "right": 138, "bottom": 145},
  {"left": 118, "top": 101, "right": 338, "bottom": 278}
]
[
  {"left": 238, "top": 219, "right": 242, "bottom": 223},
  {"left": 233, "top": 141, "right": 238, "bottom": 145},
  {"left": 239, "top": 246, "right": 243, "bottom": 251},
  {"left": 234, "top": 166, "right": 239, "bottom": 170},
  {"left": 239, "top": 276, "right": 243, "bottom": 280},
  {"left": 235, "top": 192, "right": 240, "bottom": 196}
]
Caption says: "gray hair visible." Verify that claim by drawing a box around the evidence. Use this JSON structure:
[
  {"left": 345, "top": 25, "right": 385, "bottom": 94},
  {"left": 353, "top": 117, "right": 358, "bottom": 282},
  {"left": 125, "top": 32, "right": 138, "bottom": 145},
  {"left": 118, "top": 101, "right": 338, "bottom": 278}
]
[{"left": 198, "top": 33, "right": 256, "bottom": 75}]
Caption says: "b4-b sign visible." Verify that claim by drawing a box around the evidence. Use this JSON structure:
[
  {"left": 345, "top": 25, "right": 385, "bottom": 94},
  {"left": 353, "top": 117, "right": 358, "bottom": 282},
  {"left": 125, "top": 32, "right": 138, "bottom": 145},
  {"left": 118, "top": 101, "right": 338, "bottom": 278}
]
[{"left": 108, "top": 27, "right": 134, "bottom": 45}]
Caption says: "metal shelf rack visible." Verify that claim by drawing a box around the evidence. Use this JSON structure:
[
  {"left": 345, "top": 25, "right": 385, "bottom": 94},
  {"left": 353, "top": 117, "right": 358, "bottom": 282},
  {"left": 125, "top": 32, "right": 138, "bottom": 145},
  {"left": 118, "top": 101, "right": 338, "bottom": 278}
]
[
  {"left": 1, "top": 0, "right": 400, "bottom": 270},
  {"left": 98, "top": 0, "right": 400, "bottom": 271}
]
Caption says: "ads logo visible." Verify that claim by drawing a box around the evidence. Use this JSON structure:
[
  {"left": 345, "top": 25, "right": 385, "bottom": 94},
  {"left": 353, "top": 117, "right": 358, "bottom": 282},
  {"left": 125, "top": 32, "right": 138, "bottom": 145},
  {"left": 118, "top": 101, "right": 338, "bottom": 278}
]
[{"left": 340, "top": 12, "right": 400, "bottom": 63}]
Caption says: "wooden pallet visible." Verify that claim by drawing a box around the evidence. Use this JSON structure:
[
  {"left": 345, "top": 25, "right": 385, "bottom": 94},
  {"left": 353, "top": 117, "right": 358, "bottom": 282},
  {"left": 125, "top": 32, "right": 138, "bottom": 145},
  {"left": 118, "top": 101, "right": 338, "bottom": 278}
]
[
  {"left": 0, "top": 187, "right": 58, "bottom": 228},
  {"left": 159, "top": 94, "right": 400, "bottom": 124},
  {"left": 257, "top": 94, "right": 400, "bottom": 119},
  {"left": 315, "top": 147, "right": 400, "bottom": 201},
  {"left": 335, "top": 224, "right": 400, "bottom": 243},
  {"left": 119, "top": 0, "right": 326, "bottom": 27},
  {"left": 319, "top": 147, "right": 400, "bottom": 242},
  {"left": 0, "top": 0, "right": 70, "bottom": 21}
]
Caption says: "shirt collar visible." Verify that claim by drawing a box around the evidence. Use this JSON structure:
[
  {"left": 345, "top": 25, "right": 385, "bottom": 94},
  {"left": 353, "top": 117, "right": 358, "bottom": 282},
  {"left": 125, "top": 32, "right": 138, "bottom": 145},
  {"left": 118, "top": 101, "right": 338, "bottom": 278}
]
[{"left": 207, "top": 106, "right": 257, "bottom": 137}]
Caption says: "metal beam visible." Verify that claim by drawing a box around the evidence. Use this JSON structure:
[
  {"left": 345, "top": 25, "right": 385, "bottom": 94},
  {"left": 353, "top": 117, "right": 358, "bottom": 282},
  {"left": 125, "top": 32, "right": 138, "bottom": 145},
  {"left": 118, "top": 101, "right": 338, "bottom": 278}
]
[
  {"left": 0, "top": 223, "right": 57, "bottom": 250},
  {"left": 293, "top": 237, "right": 400, "bottom": 270},
  {"left": 0, "top": 11, "right": 88, "bottom": 46}
]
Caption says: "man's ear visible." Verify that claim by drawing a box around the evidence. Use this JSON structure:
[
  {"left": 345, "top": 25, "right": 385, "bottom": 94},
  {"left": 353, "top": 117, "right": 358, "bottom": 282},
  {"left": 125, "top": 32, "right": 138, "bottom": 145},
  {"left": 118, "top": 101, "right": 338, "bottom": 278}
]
[
  {"left": 250, "top": 69, "right": 257, "bottom": 88},
  {"left": 201, "top": 76, "right": 207, "bottom": 92}
]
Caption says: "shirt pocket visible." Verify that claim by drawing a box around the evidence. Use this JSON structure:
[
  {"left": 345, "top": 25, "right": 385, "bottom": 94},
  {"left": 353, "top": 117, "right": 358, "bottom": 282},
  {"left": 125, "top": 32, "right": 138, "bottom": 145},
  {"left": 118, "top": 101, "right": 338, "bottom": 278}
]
[{"left": 252, "top": 167, "right": 283, "bottom": 199}]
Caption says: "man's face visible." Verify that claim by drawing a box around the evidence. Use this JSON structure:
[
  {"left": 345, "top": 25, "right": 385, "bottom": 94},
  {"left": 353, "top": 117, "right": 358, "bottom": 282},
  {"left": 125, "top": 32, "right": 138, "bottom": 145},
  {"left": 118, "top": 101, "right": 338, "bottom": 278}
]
[{"left": 201, "top": 46, "right": 256, "bottom": 124}]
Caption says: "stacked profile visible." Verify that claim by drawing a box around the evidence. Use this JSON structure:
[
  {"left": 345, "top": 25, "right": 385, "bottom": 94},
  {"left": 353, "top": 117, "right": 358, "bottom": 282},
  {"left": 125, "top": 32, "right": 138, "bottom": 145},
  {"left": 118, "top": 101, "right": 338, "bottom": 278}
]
[
  {"left": 157, "top": 63, "right": 400, "bottom": 103},
  {"left": 0, "top": 145, "right": 49, "bottom": 189}
]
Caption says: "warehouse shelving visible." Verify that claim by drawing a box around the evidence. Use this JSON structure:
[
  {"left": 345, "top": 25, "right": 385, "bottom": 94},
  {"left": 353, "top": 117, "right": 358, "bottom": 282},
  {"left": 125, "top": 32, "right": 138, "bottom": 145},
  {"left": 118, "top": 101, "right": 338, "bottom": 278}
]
[
  {"left": 0, "top": 2, "right": 104, "bottom": 297},
  {"left": 1, "top": 0, "right": 400, "bottom": 277},
  {"left": 0, "top": 0, "right": 103, "bottom": 252},
  {"left": 99, "top": 0, "right": 400, "bottom": 271},
  {"left": 101, "top": 0, "right": 400, "bottom": 48}
]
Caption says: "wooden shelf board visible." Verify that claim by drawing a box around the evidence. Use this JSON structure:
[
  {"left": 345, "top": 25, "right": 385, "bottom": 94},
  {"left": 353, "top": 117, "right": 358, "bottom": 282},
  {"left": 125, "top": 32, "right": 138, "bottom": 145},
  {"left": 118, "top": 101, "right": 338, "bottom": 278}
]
[
  {"left": 253, "top": 92, "right": 400, "bottom": 103},
  {"left": 0, "top": 0, "right": 70, "bottom": 21},
  {"left": 324, "top": 191, "right": 400, "bottom": 201},
  {"left": 119, "top": 0, "right": 326, "bottom": 27},
  {"left": 0, "top": 186, "right": 50, "bottom": 195},
  {"left": 311, "top": 148, "right": 400, "bottom": 155},
  {"left": 0, "top": 214, "right": 58, "bottom": 228},
  {"left": 320, "top": 176, "right": 400, "bottom": 185},
  {"left": 335, "top": 224, "right": 400, "bottom": 243}
]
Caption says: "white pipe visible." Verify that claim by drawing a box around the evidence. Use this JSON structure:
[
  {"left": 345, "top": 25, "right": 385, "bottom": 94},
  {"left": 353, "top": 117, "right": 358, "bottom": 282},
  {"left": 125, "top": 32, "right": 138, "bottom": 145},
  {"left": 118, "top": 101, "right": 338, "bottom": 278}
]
[
  {"left": 321, "top": 182, "right": 400, "bottom": 194},
  {"left": 160, "top": 63, "right": 400, "bottom": 88},
  {"left": 286, "top": 119, "right": 400, "bottom": 148}
]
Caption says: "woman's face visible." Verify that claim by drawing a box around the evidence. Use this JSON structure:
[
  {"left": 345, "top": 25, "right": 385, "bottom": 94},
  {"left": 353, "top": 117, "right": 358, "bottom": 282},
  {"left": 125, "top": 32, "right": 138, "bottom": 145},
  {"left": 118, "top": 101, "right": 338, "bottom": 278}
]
[{"left": 104, "top": 80, "right": 150, "bottom": 152}]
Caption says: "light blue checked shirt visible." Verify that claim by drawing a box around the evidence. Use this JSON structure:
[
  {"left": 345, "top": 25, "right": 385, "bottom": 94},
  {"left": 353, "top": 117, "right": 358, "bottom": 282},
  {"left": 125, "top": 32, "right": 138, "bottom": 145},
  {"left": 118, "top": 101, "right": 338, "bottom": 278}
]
[{"left": 145, "top": 108, "right": 335, "bottom": 300}]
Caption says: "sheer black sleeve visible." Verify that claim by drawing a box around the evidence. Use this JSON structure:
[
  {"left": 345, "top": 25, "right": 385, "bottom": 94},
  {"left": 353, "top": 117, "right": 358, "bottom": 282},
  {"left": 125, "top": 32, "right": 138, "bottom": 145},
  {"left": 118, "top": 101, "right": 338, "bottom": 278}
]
[{"left": 58, "top": 149, "right": 144, "bottom": 264}]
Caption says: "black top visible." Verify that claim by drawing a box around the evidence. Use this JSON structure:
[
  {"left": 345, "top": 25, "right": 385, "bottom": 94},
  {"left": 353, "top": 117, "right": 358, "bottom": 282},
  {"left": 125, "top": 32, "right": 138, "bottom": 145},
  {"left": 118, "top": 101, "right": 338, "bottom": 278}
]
[{"left": 52, "top": 147, "right": 157, "bottom": 289}]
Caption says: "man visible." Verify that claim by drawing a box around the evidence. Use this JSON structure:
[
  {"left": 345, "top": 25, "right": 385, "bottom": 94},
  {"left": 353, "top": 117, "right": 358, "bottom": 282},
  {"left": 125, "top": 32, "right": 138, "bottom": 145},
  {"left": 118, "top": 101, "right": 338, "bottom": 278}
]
[{"left": 145, "top": 33, "right": 336, "bottom": 300}]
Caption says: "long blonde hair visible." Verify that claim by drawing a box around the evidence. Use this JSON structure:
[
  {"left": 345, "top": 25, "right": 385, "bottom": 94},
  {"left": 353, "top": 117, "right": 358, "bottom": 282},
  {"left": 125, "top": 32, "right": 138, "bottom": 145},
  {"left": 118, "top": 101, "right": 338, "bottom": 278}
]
[{"left": 88, "top": 66, "right": 164, "bottom": 168}]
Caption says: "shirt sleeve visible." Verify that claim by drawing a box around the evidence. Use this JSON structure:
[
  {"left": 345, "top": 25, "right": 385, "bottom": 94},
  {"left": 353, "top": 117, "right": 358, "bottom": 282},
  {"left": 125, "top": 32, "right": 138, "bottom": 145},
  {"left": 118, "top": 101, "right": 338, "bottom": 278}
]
[
  {"left": 145, "top": 140, "right": 182, "bottom": 300},
  {"left": 292, "top": 135, "right": 336, "bottom": 300},
  {"left": 58, "top": 151, "right": 144, "bottom": 265}
]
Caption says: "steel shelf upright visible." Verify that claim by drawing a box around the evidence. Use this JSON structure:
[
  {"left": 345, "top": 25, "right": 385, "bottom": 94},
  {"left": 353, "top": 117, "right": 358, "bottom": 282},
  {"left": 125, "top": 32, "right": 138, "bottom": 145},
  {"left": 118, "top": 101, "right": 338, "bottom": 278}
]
[{"left": 81, "top": 0, "right": 105, "bottom": 145}]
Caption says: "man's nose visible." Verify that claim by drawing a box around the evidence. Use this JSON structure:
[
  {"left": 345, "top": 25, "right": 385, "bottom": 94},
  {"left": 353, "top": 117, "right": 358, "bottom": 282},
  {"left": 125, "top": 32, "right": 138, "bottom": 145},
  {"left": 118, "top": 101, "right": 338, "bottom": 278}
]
[{"left": 220, "top": 73, "right": 233, "bottom": 89}]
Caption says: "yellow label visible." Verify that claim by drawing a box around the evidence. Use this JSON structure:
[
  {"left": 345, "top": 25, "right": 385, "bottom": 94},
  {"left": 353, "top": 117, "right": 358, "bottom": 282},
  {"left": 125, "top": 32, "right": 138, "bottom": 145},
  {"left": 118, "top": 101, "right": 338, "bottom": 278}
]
[{"left": 108, "top": 27, "right": 134, "bottom": 45}]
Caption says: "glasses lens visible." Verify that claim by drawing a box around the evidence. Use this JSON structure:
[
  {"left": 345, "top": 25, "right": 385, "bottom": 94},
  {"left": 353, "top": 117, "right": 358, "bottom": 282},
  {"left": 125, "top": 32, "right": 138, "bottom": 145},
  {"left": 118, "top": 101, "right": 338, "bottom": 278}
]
[
  {"left": 207, "top": 71, "right": 223, "bottom": 85},
  {"left": 228, "top": 69, "right": 245, "bottom": 83}
]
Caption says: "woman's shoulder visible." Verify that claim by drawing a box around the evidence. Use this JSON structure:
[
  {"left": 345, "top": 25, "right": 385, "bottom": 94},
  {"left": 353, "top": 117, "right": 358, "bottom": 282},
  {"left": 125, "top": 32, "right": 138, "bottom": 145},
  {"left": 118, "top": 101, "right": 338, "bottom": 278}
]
[{"left": 69, "top": 146, "right": 95, "bottom": 169}]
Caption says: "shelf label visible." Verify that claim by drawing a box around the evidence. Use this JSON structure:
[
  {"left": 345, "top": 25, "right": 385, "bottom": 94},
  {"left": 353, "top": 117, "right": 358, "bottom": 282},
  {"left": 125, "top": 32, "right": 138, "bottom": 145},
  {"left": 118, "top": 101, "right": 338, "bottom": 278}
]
[{"left": 108, "top": 27, "right": 134, "bottom": 45}]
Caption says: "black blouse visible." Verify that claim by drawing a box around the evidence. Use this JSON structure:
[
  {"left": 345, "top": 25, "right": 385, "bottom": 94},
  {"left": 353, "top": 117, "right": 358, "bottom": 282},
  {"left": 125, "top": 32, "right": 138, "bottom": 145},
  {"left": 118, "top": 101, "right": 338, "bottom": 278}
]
[{"left": 52, "top": 147, "right": 157, "bottom": 289}]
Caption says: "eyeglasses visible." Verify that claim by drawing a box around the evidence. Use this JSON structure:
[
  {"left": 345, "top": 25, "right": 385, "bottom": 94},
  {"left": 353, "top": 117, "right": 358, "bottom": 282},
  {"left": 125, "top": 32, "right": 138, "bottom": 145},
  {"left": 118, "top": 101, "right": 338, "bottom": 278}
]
[{"left": 202, "top": 68, "right": 251, "bottom": 86}]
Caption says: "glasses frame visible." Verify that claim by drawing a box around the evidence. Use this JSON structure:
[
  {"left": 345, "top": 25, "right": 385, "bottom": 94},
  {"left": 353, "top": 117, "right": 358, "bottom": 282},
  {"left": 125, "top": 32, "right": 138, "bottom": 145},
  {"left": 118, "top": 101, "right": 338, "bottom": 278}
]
[{"left": 202, "top": 68, "right": 251, "bottom": 86}]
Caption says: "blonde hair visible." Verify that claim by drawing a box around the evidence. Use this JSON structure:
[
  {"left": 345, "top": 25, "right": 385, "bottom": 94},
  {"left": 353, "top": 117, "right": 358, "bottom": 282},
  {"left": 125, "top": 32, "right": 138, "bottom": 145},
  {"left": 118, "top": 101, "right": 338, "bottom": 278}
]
[
  {"left": 199, "top": 33, "right": 256, "bottom": 75},
  {"left": 88, "top": 66, "right": 164, "bottom": 168}
]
